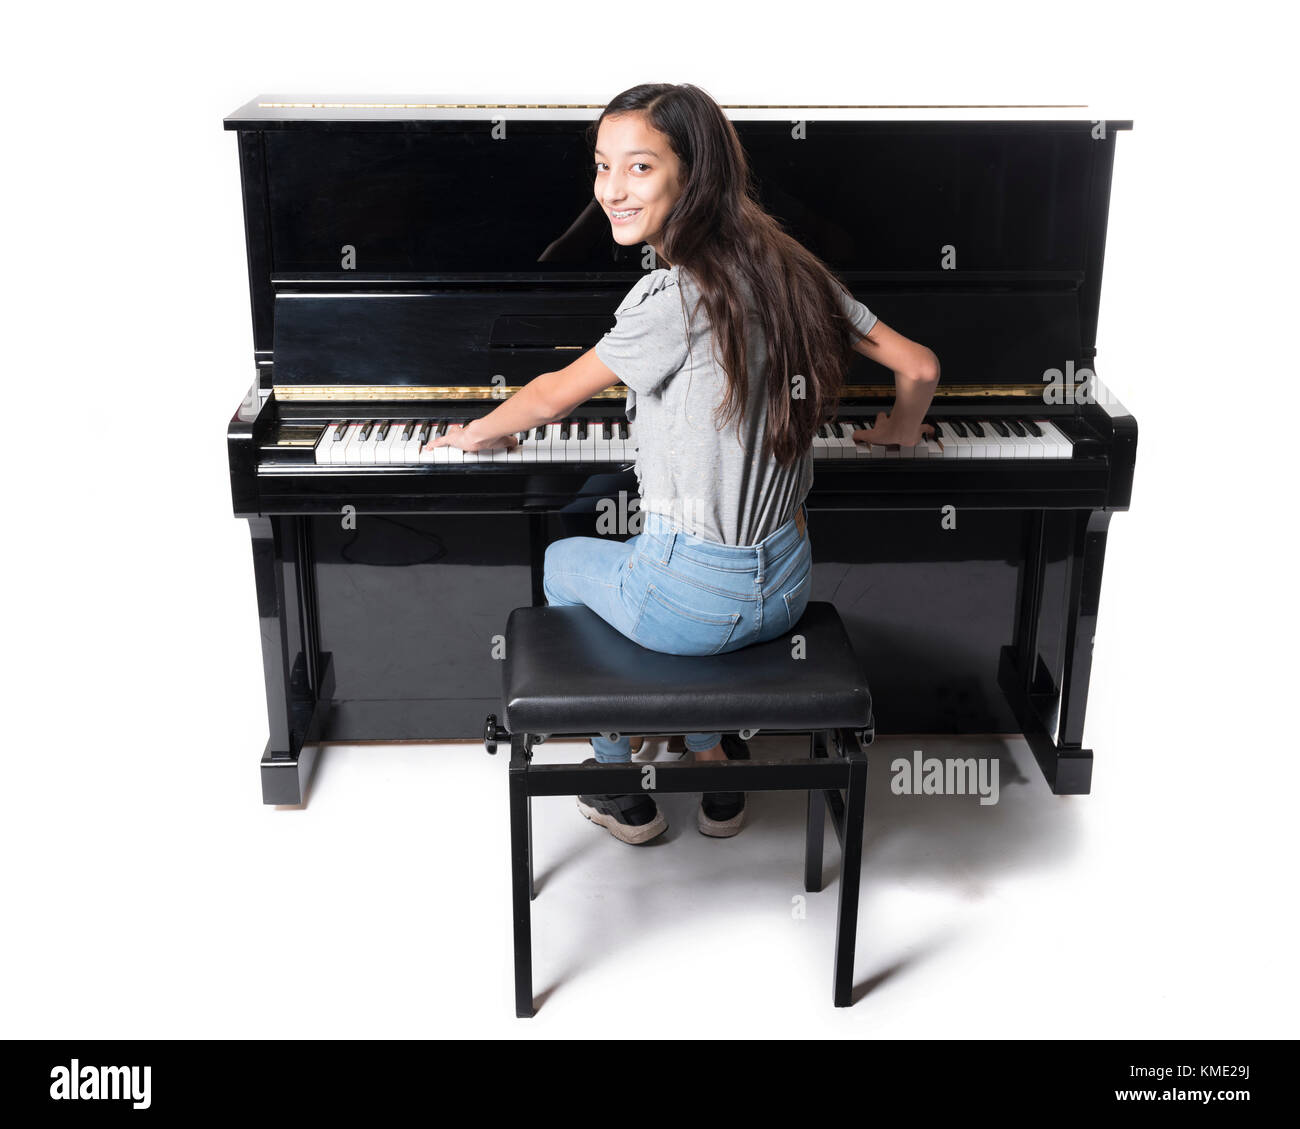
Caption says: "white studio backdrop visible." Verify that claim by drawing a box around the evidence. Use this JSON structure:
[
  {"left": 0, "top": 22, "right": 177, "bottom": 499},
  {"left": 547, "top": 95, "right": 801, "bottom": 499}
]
[{"left": 1, "top": 0, "right": 1295, "bottom": 1037}]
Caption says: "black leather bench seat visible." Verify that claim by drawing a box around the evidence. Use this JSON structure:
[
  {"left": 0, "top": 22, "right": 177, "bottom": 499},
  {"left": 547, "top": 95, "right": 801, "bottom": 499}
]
[{"left": 501, "top": 601, "right": 873, "bottom": 737}]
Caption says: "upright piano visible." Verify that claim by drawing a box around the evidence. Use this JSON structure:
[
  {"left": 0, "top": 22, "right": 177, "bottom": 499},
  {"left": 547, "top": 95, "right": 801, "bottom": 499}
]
[{"left": 225, "top": 98, "right": 1136, "bottom": 805}]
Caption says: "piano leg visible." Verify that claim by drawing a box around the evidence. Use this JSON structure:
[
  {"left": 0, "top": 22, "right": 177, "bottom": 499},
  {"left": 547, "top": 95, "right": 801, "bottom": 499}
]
[
  {"left": 248, "top": 516, "right": 329, "bottom": 806},
  {"left": 1001, "top": 509, "right": 1111, "bottom": 795},
  {"left": 1054, "top": 509, "right": 1112, "bottom": 778}
]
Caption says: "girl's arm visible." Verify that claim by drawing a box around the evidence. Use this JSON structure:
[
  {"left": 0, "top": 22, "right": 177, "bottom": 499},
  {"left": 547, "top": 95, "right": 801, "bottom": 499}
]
[
  {"left": 848, "top": 321, "right": 941, "bottom": 446},
  {"left": 436, "top": 350, "right": 621, "bottom": 451}
]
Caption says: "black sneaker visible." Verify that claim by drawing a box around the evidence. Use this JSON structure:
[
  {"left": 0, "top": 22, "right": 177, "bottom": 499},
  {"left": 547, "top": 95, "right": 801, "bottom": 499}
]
[
  {"left": 576, "top": 758, "right": 668, "bottom": 845},
  {"left": 698, "top": 734, "right": 749, "bottom": 838}
]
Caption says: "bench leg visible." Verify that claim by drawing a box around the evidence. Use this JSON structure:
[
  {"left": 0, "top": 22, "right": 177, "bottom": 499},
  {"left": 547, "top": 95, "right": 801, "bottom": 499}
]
[
  {"left": 509, "top": 732, "right": 535, "bottom": 1017},
  {"left": 805, "top": 730, "right": 826, "bottom": 892},
  {"left": 833, "top": 731, "right": 868, "bottom": 1007}
]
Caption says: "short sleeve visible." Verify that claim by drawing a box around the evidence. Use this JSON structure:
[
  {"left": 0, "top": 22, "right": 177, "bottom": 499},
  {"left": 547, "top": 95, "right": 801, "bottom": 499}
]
[
  {"left": 594, "top": 270, "right": 690, "bottom": 396},
  {"left": 837, "top": 287, "right": 878, "bottom": 341}
]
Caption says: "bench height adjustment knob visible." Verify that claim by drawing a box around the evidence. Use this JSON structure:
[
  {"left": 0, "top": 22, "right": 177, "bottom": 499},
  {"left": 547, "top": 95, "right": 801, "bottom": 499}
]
[{"left": 484, "top": 714, "right": 500, "bottom": 755}]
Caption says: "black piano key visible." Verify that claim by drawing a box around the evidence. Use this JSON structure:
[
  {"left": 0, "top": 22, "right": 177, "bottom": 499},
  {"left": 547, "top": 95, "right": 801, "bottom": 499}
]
[
  {"left": 534, "top": 425, "right": 546, "bottom": 439},
  {"left": 358, "top": 420, "right": 374, "bottom": 440},
  {"left": 517, "top": 431, "right": 528, "bottom": 443},
  {"left": 400, "top": 421, "right": 415, "bottom": 441},
  {"left": 988, "top": 419, "right": 1009, "bottom": 437},
  {"left": 1004, "top": 418, "right": 1025, "bottom": 437},
  {"left": 376, "top": 420, "right": 391, "bottom": 441},
  {"left": 333, "top": 422, "right": 348, "bottom": 441},
  {"left": 417, "top": 422, "right": 432, "bottom": 445},
  {"left": 435, "top": 420, "right": 449, "bottom": 437},
  {"left": 560, "top": 421, "right": 571, "bottom": 440},
  {"left": 948, "top": 419, "right": 969, "bottom": 438},
  {"left": 602, "top": 420, "right": 612, "bottom": 440},
  {"left": 1020, "top": 418, "right": 1043, "bottom": 436},
  {"left": 964, "top": 419, "right": 985, "bottom": 437},
  {"left": 577, "top": 420, "right": 588, "bottom": 440},
  {"left": 617, "top": 421, "right": 629, "bottom": 439}
]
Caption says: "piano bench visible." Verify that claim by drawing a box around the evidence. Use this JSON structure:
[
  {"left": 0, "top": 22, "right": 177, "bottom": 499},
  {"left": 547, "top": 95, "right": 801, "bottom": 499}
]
[{"left": 488, "top": 601, "right": 875, "bottom": 1017}]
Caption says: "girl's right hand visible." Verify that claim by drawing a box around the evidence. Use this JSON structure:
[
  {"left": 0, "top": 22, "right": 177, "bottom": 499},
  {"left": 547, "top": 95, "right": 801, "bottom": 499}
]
[{"left": 851, "top": 411, "right": 938, "bottom": 448}]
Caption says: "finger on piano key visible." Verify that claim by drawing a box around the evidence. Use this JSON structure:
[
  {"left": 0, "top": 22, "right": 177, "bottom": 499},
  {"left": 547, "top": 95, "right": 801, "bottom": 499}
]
[{"left": 833, "top": 421, "right": 860, "bottom": 458}]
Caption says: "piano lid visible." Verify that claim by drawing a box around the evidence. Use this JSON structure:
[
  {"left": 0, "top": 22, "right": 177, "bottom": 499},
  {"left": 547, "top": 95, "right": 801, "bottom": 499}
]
[
  {"left": 228, "top": 99, "right": 1130, "bottom": 385},
  {"left": 226, "top": 96, "right": 1132, "bottom": 126}
]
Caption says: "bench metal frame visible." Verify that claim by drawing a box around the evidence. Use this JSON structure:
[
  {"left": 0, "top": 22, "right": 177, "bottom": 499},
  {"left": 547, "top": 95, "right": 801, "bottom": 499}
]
[{"left": 495, "top": 725, "right": 870, "bottom": 1017}]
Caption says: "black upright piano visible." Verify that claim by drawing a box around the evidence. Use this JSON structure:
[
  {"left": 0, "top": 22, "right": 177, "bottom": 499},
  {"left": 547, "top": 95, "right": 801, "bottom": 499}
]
[{"left": 225, "top": 98, "right": 1136, "bottom": 806}]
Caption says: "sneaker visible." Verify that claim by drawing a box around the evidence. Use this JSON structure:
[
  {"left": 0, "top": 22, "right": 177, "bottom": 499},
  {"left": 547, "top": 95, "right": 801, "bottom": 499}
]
[
  {"left": 698, "top": 734, "right": 749, "bottom": 838},
  {"left": 576, "top": 758, "right": 668, "bottom": 845}
]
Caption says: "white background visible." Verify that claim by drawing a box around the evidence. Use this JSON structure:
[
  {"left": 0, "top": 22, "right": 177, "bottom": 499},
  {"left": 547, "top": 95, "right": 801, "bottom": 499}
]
[{"left": 3, "top": 0, "right": 1295, "bottom": 1038}]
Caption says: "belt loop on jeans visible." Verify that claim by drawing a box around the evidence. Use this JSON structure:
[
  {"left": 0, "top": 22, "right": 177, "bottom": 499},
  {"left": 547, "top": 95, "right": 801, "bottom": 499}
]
[{"left": 659, "top": 530, "right": 675, "bottom": 566}]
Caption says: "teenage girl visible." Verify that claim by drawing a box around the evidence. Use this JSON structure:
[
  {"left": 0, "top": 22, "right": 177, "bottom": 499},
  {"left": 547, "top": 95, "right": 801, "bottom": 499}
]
[{"left": 429, "top": 83, "right": 939, "bottom": 844}]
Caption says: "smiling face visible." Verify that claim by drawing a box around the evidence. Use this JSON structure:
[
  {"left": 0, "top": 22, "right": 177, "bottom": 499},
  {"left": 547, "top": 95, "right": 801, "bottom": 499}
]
[{"left": 593, "top": 112, "right": 684, "bottom": 261}]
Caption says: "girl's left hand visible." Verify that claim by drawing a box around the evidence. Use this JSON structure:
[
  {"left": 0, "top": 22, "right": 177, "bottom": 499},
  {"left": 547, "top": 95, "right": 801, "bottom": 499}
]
[{"left": 425, "top": 422, "right": 519, "bottom": 454}]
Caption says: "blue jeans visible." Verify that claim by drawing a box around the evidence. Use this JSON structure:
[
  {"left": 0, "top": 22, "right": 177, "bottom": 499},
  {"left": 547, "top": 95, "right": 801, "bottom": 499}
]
[{"left": 542, "top": 504, "right": 813, "bottom": 763}]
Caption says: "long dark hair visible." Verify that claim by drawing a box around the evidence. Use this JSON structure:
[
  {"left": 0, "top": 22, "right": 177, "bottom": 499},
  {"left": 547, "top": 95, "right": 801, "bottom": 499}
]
[{"left": 588, "top": 83, "right": 858, "bottom": 467}]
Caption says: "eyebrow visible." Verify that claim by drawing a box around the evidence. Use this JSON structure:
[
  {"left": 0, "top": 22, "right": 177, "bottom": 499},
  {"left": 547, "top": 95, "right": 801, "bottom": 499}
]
[{"left": 593, "top": 148, "right": 661, "bottom": 159}]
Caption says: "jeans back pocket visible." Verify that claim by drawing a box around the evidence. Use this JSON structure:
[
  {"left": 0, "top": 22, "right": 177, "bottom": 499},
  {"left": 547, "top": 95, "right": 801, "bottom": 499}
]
[
  {"left": 781, "top": 568, "right": 812, "bottom": 634},
  {"left": 632, "top": 582, "right": 742, "bottom": 656}
]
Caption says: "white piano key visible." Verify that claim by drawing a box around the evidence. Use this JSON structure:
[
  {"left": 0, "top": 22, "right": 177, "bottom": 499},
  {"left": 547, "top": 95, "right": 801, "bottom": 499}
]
[
  {"left": 357, "top": 422, "right": 380, "bottom": 465},
  {"left": 1036, "top": 420, "right": 1073, "bottom": 458},
  {"left": 812, "top": 424, "right": 837, "bottom": 461},
  {"left": 373, "top": 421, "right": 396, "bottom": 465},
  {"left": 919, "top": 428, "right": 947, "bottom": 458},
  {"left": 943, "top": 421, "right": 969, "bottom": 458},
  {"left": 342, "top": 422, "right": 367, "bottom": 465},
  {"left": 317, "top": 422, "right": 344, "bottom": 465},
  {"left": 1017, "top": 422, "right": 1047, "bottom": 459},
  {"left": 520, "top": 427, "right": 542, "bottom": 464},
  {"left": 967, "top": 422, "right": 996, "bottom": 458},
  {"left": 831, "top": 422, "right": 860, "bottom": 459},
  {"left": 982, "top": 424, "right": 1013, "bottom": 457}
]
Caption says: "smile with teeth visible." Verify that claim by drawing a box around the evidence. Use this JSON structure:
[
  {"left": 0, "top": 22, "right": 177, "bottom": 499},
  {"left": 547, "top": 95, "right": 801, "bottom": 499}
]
[{"left": 611, "top": 208, "right": 642, "bottom": 221}]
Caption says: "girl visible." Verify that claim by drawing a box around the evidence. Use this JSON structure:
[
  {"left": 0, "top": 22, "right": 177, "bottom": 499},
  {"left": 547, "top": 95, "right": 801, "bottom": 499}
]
[{"left": 429, "top": 83, "right": 939, "bottom": 844}]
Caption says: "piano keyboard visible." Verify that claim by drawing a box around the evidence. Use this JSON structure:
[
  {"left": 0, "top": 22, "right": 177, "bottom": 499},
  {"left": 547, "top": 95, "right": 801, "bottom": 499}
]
[{"left": 313, "top": 417, "right": 1074, "bottom": 465}]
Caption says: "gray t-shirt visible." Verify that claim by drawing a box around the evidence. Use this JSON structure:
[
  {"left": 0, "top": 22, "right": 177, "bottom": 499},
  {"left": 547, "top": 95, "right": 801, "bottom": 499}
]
[{"left": 594, "top": 264, "right": 878, "bottom": 545}]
